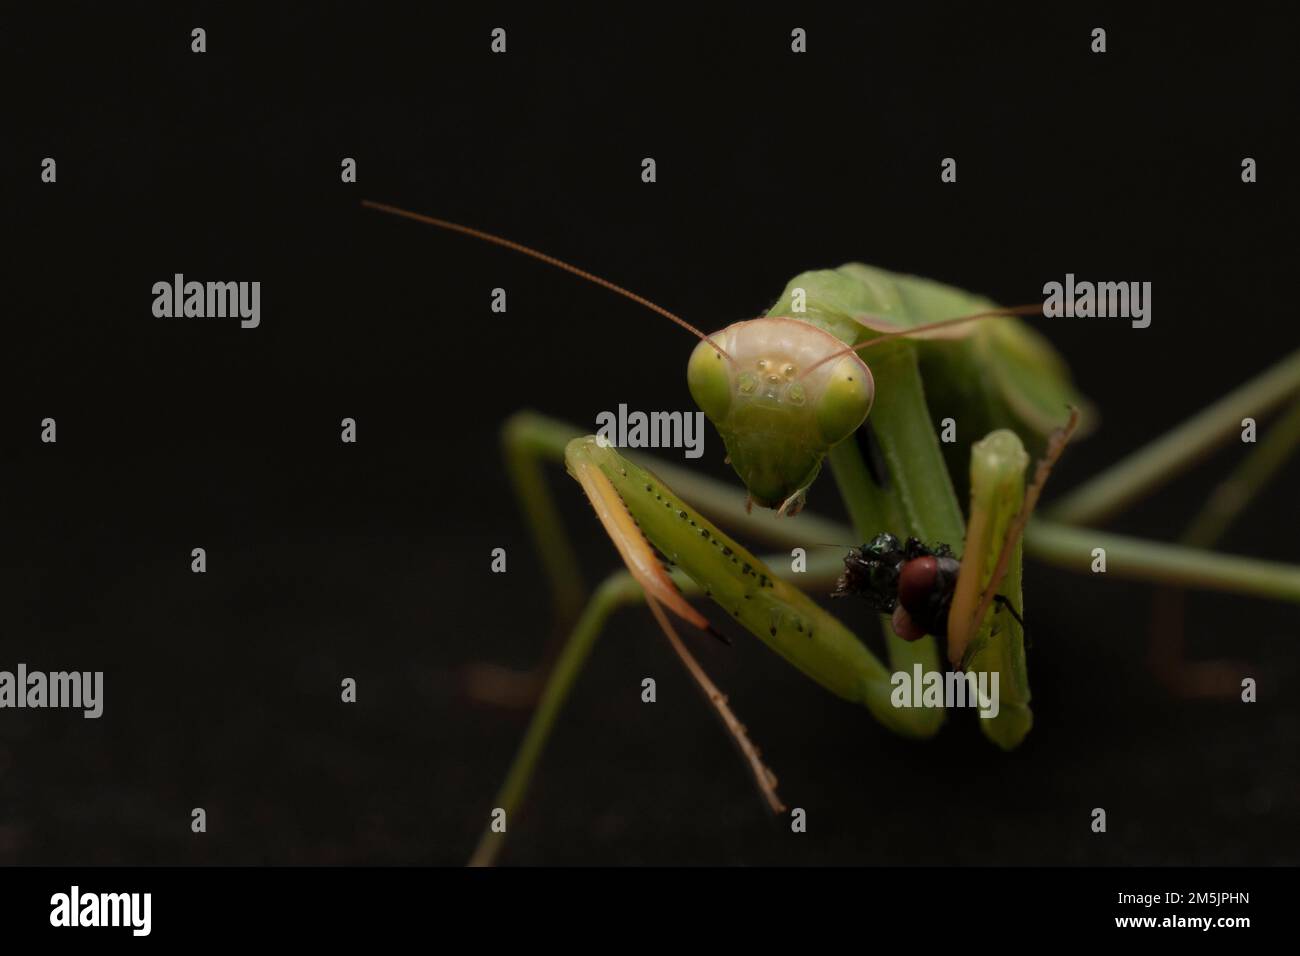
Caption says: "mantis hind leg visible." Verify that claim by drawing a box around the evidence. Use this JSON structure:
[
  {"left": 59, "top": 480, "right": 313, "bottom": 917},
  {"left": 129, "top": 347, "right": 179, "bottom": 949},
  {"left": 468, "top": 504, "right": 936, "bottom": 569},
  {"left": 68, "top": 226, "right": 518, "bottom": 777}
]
[
  {"left": 1047, "top": 348, "right": 1300, "bottom": 525},
  {"left": 460, "top": 414, "right": 588, "bottom": 709},
  {"left": 1148, "top": 394, "right": 1300, "bottom": 697},
  {"left": 468, "top": 568, "right": 637, "bottom": 867},
  {"left": 1026, "top": 348, "right": 1300, "bottom": 605},
  {"left": 1032, "top": 351, "right": 1300, "bottom": 693}
]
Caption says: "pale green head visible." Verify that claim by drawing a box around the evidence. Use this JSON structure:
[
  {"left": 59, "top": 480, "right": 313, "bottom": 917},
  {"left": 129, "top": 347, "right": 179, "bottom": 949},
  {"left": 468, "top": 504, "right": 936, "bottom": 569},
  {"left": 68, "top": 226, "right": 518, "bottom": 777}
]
[{"left": 687, "top": 317, "right": 874, "bottom": 512}]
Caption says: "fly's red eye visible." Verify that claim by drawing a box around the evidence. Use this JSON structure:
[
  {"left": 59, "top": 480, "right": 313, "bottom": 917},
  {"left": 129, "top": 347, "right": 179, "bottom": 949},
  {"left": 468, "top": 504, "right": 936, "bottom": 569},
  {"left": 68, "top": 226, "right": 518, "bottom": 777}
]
[
  {"left": 891, "top": 605, "right": 926, "bottom": 642},
  {"left": 897, "top": 556, "right": 939, "bottom": 609}
]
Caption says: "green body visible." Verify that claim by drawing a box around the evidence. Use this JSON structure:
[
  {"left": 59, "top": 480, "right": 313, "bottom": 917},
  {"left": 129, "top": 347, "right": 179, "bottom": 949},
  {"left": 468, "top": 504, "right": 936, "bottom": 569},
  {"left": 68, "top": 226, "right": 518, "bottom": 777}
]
[
  {"left": 473, "top": 262, "right": 1300, "bottom": 866},
  {"left": 765, "top": 263, "right": 1085, "bottom": 459},
  {"left": 599, "top": 264, "right": 1089, "bottom": 749},
  {"left": 361, "top": 201, "right": 1300, "bottom": 865}
]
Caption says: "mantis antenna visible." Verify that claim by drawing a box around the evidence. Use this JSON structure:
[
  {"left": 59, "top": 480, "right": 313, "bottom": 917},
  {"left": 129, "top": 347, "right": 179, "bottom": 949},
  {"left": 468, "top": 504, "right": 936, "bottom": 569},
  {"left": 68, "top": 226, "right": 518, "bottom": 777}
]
[
  {"left": 799, "top": 304, "right": 1048, "bottom": 380},
  {"left": 360, "top": 200, "right": 733, "bottom": 362}
]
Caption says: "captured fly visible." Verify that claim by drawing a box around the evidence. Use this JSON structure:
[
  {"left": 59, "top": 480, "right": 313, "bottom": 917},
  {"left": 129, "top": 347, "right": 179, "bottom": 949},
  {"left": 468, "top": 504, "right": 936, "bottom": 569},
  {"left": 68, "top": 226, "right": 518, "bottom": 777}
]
[{"left": 832, "top": 532, "right": 1023, "bottom": 642}]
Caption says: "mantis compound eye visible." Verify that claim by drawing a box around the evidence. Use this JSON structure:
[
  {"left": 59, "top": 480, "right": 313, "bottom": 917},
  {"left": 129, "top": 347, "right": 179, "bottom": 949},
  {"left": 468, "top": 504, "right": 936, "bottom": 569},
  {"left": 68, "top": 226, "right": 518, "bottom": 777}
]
[
  {"left": 813, "top": 355, "right": 874, "bottom": 446},
  {"left": 686, "top": 337, "right": 733, "bottom": 423}
]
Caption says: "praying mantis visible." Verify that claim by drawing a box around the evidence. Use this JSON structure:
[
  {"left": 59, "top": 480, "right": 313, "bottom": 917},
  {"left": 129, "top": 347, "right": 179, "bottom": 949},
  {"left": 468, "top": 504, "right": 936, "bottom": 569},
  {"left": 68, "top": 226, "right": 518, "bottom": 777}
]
[{"left": 362, "top": 201, "right": 1300, "bottom": 867}]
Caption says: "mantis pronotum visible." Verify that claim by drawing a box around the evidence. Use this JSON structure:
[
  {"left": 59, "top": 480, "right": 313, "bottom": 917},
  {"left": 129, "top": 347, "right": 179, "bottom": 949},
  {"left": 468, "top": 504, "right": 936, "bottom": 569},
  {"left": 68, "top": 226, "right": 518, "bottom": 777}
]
[{"left": 363, "top": 201, "right": 1300, "bottom": 867}]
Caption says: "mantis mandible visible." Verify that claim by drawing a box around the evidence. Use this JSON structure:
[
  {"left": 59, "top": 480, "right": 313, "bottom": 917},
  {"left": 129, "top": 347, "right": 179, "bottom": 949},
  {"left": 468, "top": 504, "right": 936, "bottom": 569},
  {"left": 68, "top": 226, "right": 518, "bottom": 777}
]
[{"left": 361, "top": 201, "right": 1300, "bottom": 866}]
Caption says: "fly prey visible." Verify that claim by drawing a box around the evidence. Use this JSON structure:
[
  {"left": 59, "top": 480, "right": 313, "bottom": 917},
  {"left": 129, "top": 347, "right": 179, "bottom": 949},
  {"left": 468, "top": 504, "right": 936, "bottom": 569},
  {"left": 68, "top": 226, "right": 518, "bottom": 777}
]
[{"left": 833, "top": 532, "right": 1025, "bottom": 644}]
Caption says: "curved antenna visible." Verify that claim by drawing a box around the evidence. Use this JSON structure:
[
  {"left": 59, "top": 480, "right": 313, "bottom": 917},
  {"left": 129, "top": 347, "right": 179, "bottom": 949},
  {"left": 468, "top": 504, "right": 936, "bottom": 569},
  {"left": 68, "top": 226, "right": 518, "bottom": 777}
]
[
  {"left": 361, "top": 200, "right": 732, "bottom": 362},
  {"left": 799, "top": 304, "right": 1046, "bottom": 379}
]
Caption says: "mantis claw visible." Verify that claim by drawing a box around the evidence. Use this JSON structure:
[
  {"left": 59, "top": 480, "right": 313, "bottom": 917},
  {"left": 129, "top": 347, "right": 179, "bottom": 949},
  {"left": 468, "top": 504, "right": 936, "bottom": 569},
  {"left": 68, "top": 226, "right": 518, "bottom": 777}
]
[
  {"left": 992, "top": 594, "right": 1026, "bottom": 631},
  {"left": 776, "top": 487, "right": 808, "bottom": 518}
]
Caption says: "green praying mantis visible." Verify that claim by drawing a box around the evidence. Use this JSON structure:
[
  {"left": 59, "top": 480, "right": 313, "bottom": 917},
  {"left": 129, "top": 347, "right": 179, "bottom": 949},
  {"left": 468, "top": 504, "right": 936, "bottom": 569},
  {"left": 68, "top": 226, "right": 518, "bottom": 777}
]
[{"left": 362, "top": 201, "right": 1300, "bottom": 867}]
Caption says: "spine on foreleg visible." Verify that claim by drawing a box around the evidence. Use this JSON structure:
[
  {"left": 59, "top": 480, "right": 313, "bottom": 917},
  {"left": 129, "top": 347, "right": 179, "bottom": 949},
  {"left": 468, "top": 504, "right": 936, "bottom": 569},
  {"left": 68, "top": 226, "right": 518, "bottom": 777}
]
[{"left": 572, "top": 438, "right": 929, "bottom": 734}]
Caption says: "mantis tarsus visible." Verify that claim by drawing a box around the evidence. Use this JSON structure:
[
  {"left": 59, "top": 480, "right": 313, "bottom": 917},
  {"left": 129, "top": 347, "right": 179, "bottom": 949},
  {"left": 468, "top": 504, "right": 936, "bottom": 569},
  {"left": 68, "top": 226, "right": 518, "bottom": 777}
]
[{"left": 361, "top": 200, "right": 1300, "bottom": 867}]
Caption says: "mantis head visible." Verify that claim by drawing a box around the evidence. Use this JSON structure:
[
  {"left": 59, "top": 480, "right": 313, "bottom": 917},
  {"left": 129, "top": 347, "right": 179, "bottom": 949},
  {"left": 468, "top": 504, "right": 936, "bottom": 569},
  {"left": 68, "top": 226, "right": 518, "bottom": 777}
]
[
  {"left": 355, "top": 203, "right": 877, "bottom": 515},
  {"left": 687, "top": 317, "right": 874, "bottom": 514}
]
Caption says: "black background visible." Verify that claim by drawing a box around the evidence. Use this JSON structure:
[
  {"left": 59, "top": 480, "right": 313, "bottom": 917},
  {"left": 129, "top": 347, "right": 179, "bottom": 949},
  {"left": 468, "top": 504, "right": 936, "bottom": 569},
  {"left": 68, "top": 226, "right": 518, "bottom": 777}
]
[{"left": 3, "top": 5, "right": 1297, "bottom": 866}]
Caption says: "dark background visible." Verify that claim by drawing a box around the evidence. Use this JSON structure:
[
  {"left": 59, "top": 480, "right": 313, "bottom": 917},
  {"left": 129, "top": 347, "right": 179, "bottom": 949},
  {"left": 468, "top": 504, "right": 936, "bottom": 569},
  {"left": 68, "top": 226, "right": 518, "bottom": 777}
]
[{"left": 2, "top": 5, "right": 1297, "bottom": 865}]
